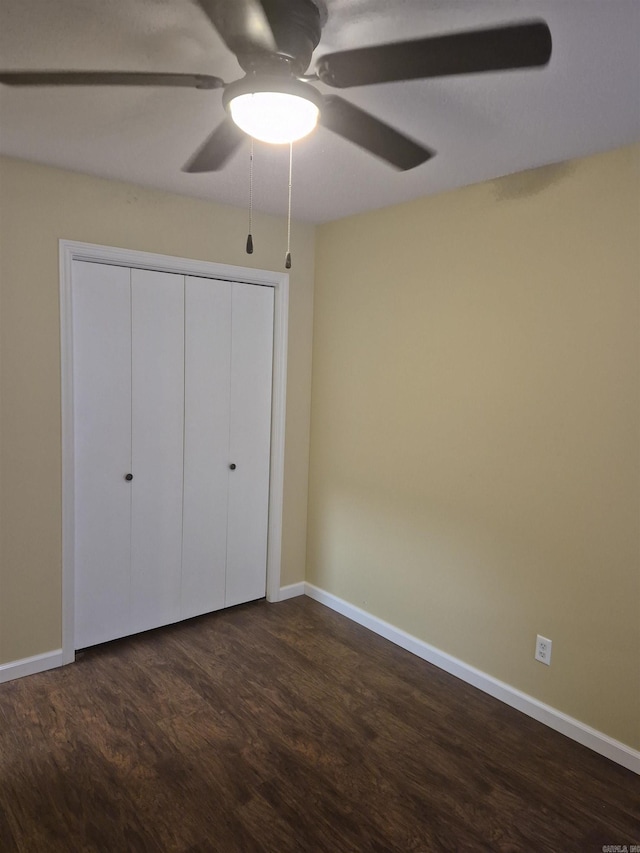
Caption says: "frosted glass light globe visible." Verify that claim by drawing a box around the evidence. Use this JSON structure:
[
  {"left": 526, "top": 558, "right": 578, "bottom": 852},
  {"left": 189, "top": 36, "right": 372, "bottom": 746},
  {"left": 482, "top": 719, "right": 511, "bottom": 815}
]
[{"left": 229, "top": 91, "right": 319, "bottom": 144}]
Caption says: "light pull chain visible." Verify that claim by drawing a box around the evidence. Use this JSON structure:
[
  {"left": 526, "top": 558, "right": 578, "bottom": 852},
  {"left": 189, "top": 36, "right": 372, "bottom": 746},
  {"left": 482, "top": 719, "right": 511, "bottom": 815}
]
[
  {"left": 285, "top": 142, "right": 292, "bottom": 269},
  {"left": 246, "top": 138, "right": 254, "bottom": 254}
]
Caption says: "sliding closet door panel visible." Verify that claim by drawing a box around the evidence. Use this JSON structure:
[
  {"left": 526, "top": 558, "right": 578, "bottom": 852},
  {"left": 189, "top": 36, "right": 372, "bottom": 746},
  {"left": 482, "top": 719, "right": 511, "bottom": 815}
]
[
  {"left": 73, "top": 261, "right": 132, "bottom": 648},
  {"left": 226, "top": 283, "right": 274, "bottom": 607},
  {"left": 130, "top": 269, "right": 184, "bottom": 634},
  {"left": 182, "top": 277, "right": 231, "bottom": 619}
]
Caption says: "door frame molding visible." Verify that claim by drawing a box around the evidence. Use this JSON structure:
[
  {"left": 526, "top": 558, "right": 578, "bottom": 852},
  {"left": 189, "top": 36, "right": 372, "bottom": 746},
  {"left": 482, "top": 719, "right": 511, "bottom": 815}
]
[{"left": 60, "top": 239, "right": 289, "bottom": 664}]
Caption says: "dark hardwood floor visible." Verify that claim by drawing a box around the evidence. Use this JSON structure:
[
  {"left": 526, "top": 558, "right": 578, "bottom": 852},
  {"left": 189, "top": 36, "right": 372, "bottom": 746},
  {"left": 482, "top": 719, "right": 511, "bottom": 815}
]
[{"left": 0, "top": 596, "right": 637, "bottom": 852}]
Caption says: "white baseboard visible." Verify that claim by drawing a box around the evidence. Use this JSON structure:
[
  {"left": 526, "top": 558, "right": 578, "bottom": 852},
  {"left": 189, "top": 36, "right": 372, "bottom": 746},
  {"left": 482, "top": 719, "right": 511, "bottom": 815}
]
[
  {"left": 0, "top": 649, "right": 64, "bottom": 684},
  {"left": 278, "top": 582, "right": 306, "bottom": 601},
  {"left": 304, "top": 583, "right": 640, "bottom": 775}
]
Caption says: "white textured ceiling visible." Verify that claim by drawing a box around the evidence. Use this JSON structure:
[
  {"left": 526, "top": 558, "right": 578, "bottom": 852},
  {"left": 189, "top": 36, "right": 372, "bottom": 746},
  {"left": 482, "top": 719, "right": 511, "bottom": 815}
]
[{"left": 0, "top": 0, "right": 639, "bottom": 223}]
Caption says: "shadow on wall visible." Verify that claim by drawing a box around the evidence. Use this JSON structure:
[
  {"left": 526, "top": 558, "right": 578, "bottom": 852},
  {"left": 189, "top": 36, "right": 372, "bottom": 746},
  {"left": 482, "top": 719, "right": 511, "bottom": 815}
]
[{"left": 492, "top": 161, "right": 577, "bottom": 202}]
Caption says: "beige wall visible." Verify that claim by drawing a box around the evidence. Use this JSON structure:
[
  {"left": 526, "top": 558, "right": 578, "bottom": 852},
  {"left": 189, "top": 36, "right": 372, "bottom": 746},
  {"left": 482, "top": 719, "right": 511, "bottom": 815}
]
[
  {"left": 2, "top": 145, "right": 639, "bottom": 752},
  {"left": 308, "top": 144, "right": 640, "bottom": 749},
  {"left": 0, "top": 156, "right": 315, "bottom": 665}
]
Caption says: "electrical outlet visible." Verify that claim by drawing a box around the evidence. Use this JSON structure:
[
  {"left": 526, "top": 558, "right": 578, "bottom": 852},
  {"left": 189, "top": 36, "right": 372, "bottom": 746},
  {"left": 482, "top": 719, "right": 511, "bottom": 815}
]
[{"left": 535, "top": 634, "right": 552, "bottom": 665}]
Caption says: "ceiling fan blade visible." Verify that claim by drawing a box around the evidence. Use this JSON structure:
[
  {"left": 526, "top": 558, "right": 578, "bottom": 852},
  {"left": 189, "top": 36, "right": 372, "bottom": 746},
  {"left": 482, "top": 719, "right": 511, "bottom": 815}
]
[
  {"left": 0, "top": 71, "right": 224, "bottom": 89},
  {"left": 182, "top": 118, "right": 246, "bottom": 173},
  {"left": 320, "top": 96, "right": 434, "bottom": 171},
  {"left": 196, "top": 0, "right": 276, "bottom": 56},
  {"left": 317, "top": 20, "right": 552, "bottom": 88}
]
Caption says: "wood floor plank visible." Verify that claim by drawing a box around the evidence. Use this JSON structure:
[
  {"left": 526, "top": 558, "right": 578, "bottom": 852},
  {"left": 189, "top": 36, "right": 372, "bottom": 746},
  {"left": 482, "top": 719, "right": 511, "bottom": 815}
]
[
  {"left": 0, "top": 800, "right": 17, "bottom": 853},
  {"left": 0, "top": 597, "right": 638, "bottom": 853}
]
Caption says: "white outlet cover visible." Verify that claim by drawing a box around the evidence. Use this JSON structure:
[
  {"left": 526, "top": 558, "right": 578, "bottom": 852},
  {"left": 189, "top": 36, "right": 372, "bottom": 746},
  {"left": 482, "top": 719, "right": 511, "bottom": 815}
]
[{"left": 535, "top": 635, "right": 552, "bottom": 666}]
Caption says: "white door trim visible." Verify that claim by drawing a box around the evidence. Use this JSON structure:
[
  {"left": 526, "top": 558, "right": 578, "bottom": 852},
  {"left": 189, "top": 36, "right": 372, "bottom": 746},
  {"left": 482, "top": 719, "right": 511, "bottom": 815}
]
[{"left": 60, "top": 239, "right": 289, "bottom": 665}]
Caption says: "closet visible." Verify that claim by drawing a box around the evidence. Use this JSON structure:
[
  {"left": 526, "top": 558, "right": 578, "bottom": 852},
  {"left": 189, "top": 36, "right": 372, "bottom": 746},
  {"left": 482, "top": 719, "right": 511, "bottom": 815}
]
[{"left": 72, "top": 261, "right": 274, "bottom": 650}]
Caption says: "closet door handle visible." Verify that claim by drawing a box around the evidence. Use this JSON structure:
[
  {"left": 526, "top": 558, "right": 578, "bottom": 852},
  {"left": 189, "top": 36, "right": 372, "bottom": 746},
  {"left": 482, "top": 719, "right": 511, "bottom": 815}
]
[
  {"left": 229, "top": 463, "right": 236, "bottom": 470},
  {"left": 125, "top": 473, "right": 133, "bottom": 481}
]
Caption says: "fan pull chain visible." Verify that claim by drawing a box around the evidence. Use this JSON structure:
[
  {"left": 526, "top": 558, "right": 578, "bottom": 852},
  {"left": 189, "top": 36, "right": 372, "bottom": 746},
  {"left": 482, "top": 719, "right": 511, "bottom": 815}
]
[
  {"left": 285, "top": 142, "right": 293, "bottom": 270},
  {"left": 246, "top": 139, "right": 254, "bottom": 254}
]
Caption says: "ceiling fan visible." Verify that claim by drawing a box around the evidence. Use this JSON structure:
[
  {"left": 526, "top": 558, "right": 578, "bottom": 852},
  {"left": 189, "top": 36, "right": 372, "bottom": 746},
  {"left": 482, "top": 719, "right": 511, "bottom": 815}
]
[{"left": 0, "top": 0, "right": 552, "bottom": 173}]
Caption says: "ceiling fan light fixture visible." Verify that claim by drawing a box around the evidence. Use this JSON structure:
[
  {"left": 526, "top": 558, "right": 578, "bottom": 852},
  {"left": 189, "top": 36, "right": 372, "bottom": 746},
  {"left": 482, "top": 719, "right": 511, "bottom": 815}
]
[
  {"left": 223, "top": 76, "right": 322, "bottom": 145},
  {"left": 229, "top": 91, "right": 319, "bottom": 144}
]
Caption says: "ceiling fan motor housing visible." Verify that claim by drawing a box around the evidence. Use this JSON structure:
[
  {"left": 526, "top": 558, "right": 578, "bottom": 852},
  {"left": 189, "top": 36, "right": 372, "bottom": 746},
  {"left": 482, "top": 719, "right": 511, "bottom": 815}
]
[{"left": 238, "top": 0, "right": 322, "bottom": 75}]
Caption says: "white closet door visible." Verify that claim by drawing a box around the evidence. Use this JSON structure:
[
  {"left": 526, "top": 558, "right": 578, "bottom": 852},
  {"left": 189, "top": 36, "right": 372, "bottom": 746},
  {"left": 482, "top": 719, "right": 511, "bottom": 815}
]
[
  {"left": 182, "top": 277, "right": 232, "bottom": 619},
  {"left": 225, "top": 282, "right": 274, "bottom": 607},
  {"left": 73, "top": 263, "right": 274, "bottom": 649},
  {"left": 73, "top": 261, "right": 132, "bottom": 649},
  {"left": 130, "top": 268, "right": 185, "bottom": 634}
]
